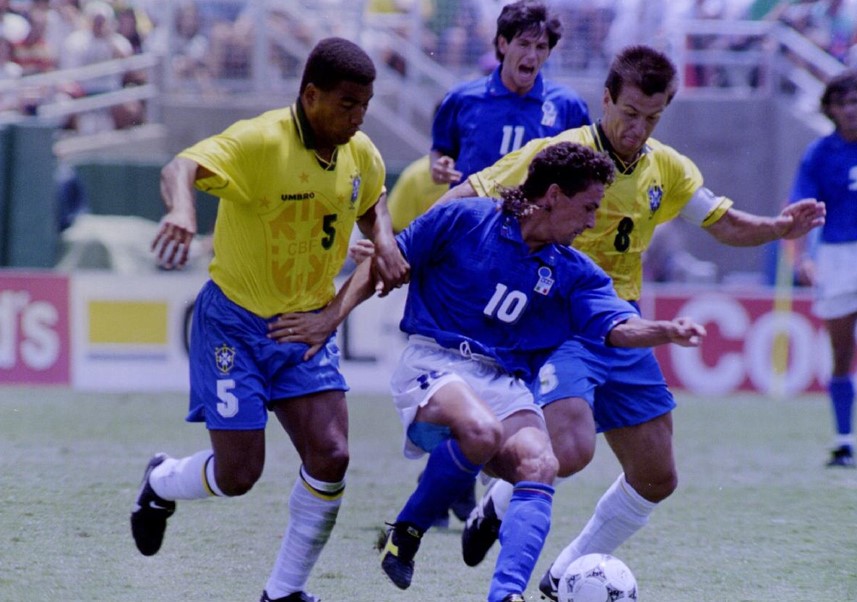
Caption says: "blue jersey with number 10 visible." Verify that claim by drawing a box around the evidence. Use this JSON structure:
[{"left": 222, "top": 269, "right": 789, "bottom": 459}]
[{"left": 395, "top": 198, "right": 637, "bottom": 381}]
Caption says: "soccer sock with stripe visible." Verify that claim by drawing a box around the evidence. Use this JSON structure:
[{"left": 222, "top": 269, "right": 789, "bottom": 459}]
[
  {"left": 264, "top": 465, "right": 344, "bottom": 598},
  {"left": 396, "top": 438, "right": 481, "bottom": 532},
  {"left": 549, "top": 473, "right": 654, "bottom": 579},
  {"left": 829, "top": 376, "right": 855, "bottom": 444},
  {"left": 489, "top": 481, "right": 554, "bottom": 602},
  {"left": 148, "top": 450, "right": 222, "bottom": 500}
]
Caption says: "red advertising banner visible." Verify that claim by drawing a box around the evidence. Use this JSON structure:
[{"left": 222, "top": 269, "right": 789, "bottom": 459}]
[
  {"left": 0, "top": 272, "right": 70, "bottom": 385},
  {"left": 646, "top": 286, "right": 828, "bottom": 396}
]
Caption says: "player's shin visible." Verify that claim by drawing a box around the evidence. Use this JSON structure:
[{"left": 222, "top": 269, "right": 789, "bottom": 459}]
[
  {"left": 549, "top": 473, "right": 654, "bottom": 580},
  {"left": 264, "top": 465, "right": 344, "bottom": 598},
  {"left": 488, "top": 481, "right": 554, "bottom": 602}
]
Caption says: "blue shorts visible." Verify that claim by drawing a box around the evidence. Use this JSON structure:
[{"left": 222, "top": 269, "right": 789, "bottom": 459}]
[
  {"left": 187, "top": 281, "right": 348, "bottom": 430},
  {"left": 532, "top": 336, "right": 675, "bottom": 432}
]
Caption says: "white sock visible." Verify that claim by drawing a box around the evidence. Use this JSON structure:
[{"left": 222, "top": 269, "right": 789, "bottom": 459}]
[
  {"left": 264, "top": 465, "right": 344, "bottom": 598},
  {"left": 549, "top": 474, "right": 655, "bottom": 578},
  {"left": 149, "top": 450, "right": 221, "bottom": 500},
  {"left": 483, "top": 478, "right": 514, "bottom": 520}
]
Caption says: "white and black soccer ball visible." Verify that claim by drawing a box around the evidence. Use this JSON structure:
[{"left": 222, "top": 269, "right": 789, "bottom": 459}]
[{"left": 557, "top": 553, "right": 638, "bottom": 602}]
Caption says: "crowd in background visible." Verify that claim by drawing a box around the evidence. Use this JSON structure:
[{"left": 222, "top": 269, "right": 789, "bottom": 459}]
[{"left": 1, "top": 0, "right": 856, "bottom": 129}]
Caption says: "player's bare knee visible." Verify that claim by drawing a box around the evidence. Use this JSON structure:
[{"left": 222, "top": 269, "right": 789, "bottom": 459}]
[
  {"left": 305, "top": 447, "right": 350, "bottom": 483},
  {"left": 458, "top": 418, "right": 503, "bottom": 464},
  {"left": 515, "top": 449, "right": 558, "bottom": 484},
  {"left": 629, "top": 470, "right": 677, "bottom": 503},
  {"left": 555, "top": 440, "right": 596, "bottom": 478},
  {"left": 217, "top": 466, "right": 262, "bottom": 496}
]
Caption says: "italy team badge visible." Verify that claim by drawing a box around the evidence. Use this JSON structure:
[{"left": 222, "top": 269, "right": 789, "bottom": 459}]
[{"left": 534, "top": 266, "right": 554, "bottom": 295}]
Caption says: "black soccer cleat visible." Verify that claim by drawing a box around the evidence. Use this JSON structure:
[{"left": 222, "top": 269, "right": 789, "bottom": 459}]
[
  {"left": 130, "top": 453, "right": 176, "bottom": 556},
  {"left": 500, "top": 594, "right": 525, "bottom": 602},
  {"left": 260, "top": 590, "right": 319, "bottom": 602},
  {"left": 461, "top": 494, "right": 501, "bottom": 567},
  {"left": 827, "top": 445, "right": 856, "bottom": 467},
  {"left": 538, "top": 569, "right": 560, "bottom": 601},
  {"left": 380, "top": 522, "right": 423, "bottom": 589}
]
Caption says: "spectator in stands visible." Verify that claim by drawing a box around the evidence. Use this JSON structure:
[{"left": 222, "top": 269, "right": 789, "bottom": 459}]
[
  {"left": 60, "top": 1, "right": 141, "bottom": 131},
  {"left": 42, "top": 0, "right": 85, "bottom": 64},
  {"left": 0, "top": 37, "right": 23, "bottom": 112},
  {"left": 144, "top": 0, "right": 213, "bottom": 91},
  {"left": 425, "top": 0, "right": 491, "bottom": 71},
  {"left": 13, "top": 6, "right": 56, "bottom": 76}
]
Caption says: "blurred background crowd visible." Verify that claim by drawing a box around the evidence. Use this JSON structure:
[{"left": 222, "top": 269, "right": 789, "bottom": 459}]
[{"left": 1, "top": 0, "right": 856, "bottom": 131}]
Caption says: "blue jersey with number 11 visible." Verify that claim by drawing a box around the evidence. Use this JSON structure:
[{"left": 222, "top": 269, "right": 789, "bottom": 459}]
[
  {"left": 395, "top": 198, "right": 636, "bottom": 380},
  {"left": 432, "top": 69, "right": 590, "bottom": 182}
]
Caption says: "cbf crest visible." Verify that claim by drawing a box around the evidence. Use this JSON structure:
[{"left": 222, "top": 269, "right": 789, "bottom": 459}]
[
  {"left": 215, "top": 343, "right": 236, "bottom": 374},
  {"left": 647, "top": 184, "right": 663, "bottom": 216},
  {"left": 350, "top": 174, "right": 361, "bottom": 209}
]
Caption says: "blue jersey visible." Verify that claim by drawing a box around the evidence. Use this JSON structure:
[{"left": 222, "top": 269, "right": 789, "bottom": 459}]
[
  {"left": 431, "top": 68, "right": 590, "bottom": 182},
  {"left": 395, "top": 198, "right": 637, "bottom": 381},
  {"left": 791, "top": 131, "right": 857, "bottom": 243}
]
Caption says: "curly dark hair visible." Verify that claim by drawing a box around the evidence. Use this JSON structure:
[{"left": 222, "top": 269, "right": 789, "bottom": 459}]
[
  {"left": 300, "top": 37, "right": 376, "bottom": 93},
  {"left": 500, "top": 142, "right": 614, "bottom": 217},
  {"left": 605, "top": 45, "right": 678, "bottom": 104},
  {"left": 494, "top": 0, "right": 562, "bottom": 62}
]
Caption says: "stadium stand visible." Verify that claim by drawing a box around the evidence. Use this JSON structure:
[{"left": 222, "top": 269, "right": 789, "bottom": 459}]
[{"left": 0, "top": 0, "right": 852, "bottom": 276}]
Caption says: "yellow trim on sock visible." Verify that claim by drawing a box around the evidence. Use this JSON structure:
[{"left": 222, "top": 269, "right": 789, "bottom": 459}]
[{"left": 201, "top": 454, "right": 217, "bottom": 497}]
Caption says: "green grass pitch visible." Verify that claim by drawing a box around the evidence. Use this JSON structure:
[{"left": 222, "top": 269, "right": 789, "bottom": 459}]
[{"left": 1, "top": 388, "right": 855, "bottom": 601}]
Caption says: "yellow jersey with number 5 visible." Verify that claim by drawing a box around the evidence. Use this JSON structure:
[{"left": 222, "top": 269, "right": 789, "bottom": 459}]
[
  {"left": 469, "top": 124, "right": 730, "bottom": 300},
  {"left": 180, "top": 104, "right": 385, "bottom": 317}
]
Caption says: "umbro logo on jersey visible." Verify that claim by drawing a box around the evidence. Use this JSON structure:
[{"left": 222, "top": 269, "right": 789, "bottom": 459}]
[{"left": 281, "top": 192, "right": 315, "bottom": 201}]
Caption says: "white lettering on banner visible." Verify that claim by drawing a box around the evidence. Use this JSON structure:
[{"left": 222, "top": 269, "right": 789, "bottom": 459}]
[
  {"left": 670, "top": 294, "right": 749, "bottom": 395},
  {"left": 745, "top": 311, "right": 817, "bottom": 394},
  {"left": 0, "top": 290, "right": 60, "bottom": 371},
  {"left": 666, "top": 293, "right": 831, "bottom": 395}
]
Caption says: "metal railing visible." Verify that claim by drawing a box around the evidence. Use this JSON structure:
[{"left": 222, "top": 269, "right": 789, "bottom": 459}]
[{"left": 0, "top": 5, "right": 848, "bottom": 155}]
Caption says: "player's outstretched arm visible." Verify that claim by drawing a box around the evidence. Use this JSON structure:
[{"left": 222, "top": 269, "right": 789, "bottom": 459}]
[
  {"left": 268, "top": 259, "right": 378, "bottom": 360},
  {"left": 607, "top": 316, "right": 706, "bottom": 348},
  {"left": 151, "top": 156, "right": 202, "bottom": 269},
  {"left": 704, "top": 199, "right": 825, "bottom": 247}
]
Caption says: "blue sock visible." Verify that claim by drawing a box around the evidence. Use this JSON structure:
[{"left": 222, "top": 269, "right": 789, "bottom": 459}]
[
  {"left": 489, "top": 481, "right": 554, "bottom": 602},
  {"left": 397, "top": 439, "right": 481, "bottom": 532},
  {"left": 829, "top": 376, "right": 854, "bottom": 437}
]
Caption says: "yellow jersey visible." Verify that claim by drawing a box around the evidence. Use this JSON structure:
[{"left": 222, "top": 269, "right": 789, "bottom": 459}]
[
  {"left": 469, "top": 124, "right": 731, "bottom": 300},
  {"left": 181, "top": 104, "right": 385, "bottom": 317},
  {"left": 387, "top": 155, "right": 448, "bottom": 233}
]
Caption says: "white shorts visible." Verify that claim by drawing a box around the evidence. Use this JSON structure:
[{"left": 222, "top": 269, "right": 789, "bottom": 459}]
[
  {"left": 813, "top": 242, "right": 857, "bottom": 319},
  {"left": 390, "top": 336, "right": 541, "bottom": 459}
]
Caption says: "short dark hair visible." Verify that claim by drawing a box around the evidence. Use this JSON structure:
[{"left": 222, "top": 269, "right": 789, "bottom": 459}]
[
  {"left": 821, "top": 69, "right": 857, "bottom": 119},
  {"left": 501, "top": 142, "right": 614, "bottom": 216},
  {"left": 299, "top": 37, "right": 376, "bottom": 94},
  {"left": 605, "top": 45, "right": 678, "bottom": 104},
  {"left": 494, "top": 0, "right": 562, "bottom": 62}
]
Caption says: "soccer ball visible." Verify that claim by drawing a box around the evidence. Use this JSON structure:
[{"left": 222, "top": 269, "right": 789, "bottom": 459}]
[{"left": 557, "top": 553, "right": 638, "bottom": 602}]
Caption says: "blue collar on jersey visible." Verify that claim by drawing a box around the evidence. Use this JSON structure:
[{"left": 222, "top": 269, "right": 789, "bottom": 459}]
[
  {"left": 487, "top": 66, "right": 546, "bottom": 100},
  {"left": 499, "top": 211, "right": 562, "bottom": 266}
]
